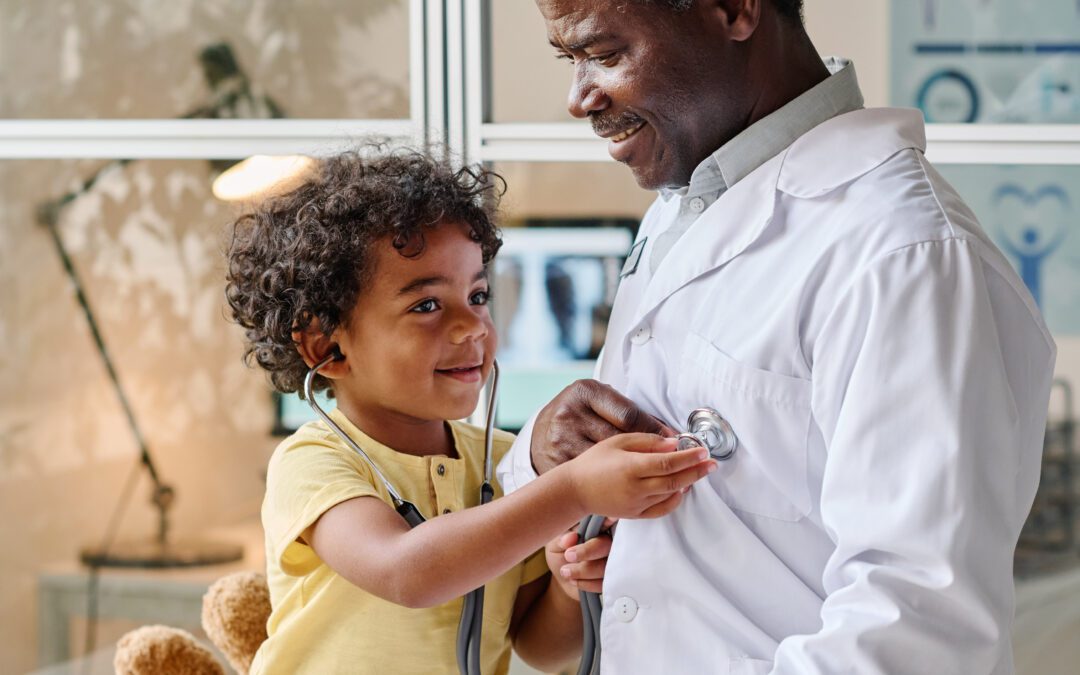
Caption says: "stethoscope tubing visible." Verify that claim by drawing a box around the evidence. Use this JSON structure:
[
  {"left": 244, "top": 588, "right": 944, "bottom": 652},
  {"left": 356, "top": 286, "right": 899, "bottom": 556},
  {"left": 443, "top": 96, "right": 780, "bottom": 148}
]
[{"left": 304, "top": 352, "right": 499, "bottom": 675}]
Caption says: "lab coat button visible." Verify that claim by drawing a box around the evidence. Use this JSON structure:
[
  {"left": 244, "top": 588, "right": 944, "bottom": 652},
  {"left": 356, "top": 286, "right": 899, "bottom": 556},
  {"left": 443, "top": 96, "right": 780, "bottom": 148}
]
[
  {"left": 630, "top": 326, "right": 651, "bottom": 345},
  {"left": 688, "top": 197, "right": 706, "bottom": 213},
  {"left": 613, "top": 596, "right": 638, "bottom": 622}
]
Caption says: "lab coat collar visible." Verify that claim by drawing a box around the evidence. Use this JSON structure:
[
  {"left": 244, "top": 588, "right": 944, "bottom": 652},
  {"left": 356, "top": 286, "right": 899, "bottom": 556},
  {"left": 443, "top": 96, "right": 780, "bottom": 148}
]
[
  {"left": 778, "top": 107, "right": 927, "bottom": 198},
  {"left": 630, "top": 107, "right": 928, "bottom": 329}
]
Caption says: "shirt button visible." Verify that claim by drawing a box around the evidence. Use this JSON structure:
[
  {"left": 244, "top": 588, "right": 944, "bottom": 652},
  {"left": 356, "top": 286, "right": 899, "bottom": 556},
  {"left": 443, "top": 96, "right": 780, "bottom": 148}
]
[
  {"left": 630, "top": 325, "right": 651, "bottom": 345},
  {"left": 613, "top": 596, "right": 638, "bottom": 622},
  {"left": 688, "top": 196, "right": 706, "bottom": 213},
  {"left": 437, "top": 464, "right": 446, "bottom": 476}
]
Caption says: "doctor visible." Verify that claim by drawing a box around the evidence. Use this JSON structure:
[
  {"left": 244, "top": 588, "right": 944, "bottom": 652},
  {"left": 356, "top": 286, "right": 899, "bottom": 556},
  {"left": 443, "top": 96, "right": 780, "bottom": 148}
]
[{"left": 498, "top": 0, "right": 1056, "bottom": 673}]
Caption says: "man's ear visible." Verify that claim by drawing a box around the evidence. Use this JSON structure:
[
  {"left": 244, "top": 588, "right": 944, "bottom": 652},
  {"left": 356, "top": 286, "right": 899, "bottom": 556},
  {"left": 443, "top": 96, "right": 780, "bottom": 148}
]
[
  {"left": 705, "top": 0, "right": 761, "bottom": 42},
  {"left": 292, "top": 318, "right": 347, "bottom": 379}
]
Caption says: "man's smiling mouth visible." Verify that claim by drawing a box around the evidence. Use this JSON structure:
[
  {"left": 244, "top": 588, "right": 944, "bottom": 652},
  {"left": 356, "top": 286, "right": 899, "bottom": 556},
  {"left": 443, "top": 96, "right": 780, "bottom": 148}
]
[{"left": 608, "top": 121, "right": 647, "bottom": 143}]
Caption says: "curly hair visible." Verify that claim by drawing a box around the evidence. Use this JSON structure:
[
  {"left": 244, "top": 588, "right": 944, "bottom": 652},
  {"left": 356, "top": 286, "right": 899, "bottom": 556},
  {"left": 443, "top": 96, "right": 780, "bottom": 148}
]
[{"left": 225, "top": 147, "right": 504, "bottom": 397}]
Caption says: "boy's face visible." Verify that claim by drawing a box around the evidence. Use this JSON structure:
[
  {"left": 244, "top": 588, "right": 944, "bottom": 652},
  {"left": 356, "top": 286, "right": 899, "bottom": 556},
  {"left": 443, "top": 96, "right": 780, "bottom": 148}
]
[{"left": 333, "top": 222, "right": 497, "bottom": 424}]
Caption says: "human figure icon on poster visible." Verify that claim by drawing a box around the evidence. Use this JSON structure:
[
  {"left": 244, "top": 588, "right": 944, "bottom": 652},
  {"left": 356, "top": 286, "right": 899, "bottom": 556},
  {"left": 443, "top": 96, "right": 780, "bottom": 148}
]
[{"left": 994, "top": 183, "right": 1070, "bottom": 308}]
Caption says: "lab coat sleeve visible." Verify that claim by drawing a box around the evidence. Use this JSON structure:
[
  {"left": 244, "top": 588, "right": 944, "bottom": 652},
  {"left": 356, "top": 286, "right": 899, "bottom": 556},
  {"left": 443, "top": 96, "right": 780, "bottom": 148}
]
[
  {"left": 771, "top": 237, "right": 1054, "bottom": 674},
  {"left": 496, "top": 347, "right": 608, "bottom": 495},
  {"left": 496, "top": 414, "right": 539, "bottom": 494}
]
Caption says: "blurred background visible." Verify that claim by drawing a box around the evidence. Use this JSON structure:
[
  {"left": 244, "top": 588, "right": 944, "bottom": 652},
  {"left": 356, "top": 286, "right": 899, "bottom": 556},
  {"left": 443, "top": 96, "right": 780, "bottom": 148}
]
[{"left": 2, "top": 1, "right": 1079, "bottom": 673}]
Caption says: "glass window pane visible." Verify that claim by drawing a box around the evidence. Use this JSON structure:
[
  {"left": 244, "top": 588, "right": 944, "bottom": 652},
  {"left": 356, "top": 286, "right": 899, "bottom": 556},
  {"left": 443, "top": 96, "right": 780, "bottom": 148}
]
[
  {"left": 490, "top": 161, "right": 652, "bottom": 428},
  {"left": 937, "top": 164, "right": 1079, "bottom": 334},
  {"left": 487, "top": 0, "right": 1080, "bottom": 124},
  {"left": 889, "top": 0, "right": 1080, "bottom": 123},
  {"left": 489, "top": 1, "right": 574, "bottom": 123},
  {"left": 1, "top": 1, "right": 411, "bottom": 119}
]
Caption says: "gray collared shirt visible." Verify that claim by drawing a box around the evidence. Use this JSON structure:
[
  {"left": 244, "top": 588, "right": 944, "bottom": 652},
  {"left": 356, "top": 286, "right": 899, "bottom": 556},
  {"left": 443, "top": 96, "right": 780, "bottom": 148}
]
[{"left": 649, "top": 57, "right": 865, "bottom": 272}]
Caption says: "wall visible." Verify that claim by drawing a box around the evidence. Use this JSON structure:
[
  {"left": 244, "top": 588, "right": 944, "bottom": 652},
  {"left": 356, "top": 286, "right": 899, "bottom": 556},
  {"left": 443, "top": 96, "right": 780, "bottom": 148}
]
[{"left": 0, "top": 2, "right": 410, "bottom": 673}]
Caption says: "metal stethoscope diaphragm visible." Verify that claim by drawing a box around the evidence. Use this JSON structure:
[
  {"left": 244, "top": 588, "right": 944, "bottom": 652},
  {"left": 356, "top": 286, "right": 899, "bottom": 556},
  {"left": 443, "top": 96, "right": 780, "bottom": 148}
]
[{"left": 675, "top": 407, "right": 738, "bottom": 460}]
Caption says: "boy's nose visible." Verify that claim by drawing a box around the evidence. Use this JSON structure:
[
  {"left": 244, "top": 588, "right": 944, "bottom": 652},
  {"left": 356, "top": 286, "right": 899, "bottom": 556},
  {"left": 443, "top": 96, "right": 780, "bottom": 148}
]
[{"left": 450, "top": 310, "right": 489, "bottom": 344}]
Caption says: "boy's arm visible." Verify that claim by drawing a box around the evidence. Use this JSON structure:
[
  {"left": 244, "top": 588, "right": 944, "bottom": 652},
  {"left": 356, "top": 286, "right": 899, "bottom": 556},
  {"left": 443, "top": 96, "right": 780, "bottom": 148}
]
[
  {"left": 305, "top": 434, "right": 713, "bottom": 609},
  {"left": 508, "top": 528, "right": 611, "bottom": 671},
  {"left": 508, "top": 573, "right": 582, "bottom": 672}
]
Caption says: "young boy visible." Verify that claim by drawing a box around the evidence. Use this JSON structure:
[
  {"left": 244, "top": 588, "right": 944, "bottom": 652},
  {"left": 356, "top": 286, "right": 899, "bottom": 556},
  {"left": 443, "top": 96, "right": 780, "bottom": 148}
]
[{"left": 225, "top": 149, "right": 716, "bottom": 674}]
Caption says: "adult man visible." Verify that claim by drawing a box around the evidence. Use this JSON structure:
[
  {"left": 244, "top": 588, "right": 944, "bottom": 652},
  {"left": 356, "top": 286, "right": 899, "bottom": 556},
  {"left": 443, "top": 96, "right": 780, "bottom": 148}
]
[{"left": 497, "top": 0, "right": 1056, "bottom": 673}]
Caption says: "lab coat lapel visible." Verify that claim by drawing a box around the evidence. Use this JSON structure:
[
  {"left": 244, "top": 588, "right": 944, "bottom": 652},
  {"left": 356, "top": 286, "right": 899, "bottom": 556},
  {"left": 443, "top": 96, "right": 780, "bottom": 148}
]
[{"left": 633, "top": 151, "right": 784, "bottom": 326}]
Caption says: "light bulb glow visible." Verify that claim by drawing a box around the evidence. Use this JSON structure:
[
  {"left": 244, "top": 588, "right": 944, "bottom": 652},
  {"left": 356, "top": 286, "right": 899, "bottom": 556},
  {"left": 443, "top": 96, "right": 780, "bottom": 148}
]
[{"left": 212, "top": 155, "right": 315, "bottom": 202}]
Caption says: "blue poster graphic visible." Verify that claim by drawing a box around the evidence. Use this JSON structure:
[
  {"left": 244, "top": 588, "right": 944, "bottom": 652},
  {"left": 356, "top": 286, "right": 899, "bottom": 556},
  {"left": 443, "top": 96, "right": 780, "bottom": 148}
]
[{"left": 891, "top": 0, "right": 1080, "bottom": 334}]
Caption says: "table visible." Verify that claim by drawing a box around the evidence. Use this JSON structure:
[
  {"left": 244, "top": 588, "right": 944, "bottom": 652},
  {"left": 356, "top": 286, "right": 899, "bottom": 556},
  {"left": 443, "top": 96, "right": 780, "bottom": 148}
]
[{"left": 37, "top": 523, "right": 263, "bottom": 668}]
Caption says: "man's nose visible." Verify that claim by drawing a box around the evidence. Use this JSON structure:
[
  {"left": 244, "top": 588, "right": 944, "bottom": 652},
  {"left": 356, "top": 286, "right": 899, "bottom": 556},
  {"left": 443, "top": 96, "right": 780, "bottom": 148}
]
[{"left": 567, "top": 69, "right": 608, "bottom": 119}]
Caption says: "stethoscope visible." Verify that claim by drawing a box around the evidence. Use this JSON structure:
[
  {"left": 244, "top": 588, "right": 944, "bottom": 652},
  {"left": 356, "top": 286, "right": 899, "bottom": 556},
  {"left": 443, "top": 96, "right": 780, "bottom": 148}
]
[
  {"left": 305, "top": 352, "right": 738, "bottom": 675},
  {"left": 575, "top": 406, "right": 738, "bottom": 675},
  {"left": 303, "top": 352, "right": 500, "bottom": 675}
]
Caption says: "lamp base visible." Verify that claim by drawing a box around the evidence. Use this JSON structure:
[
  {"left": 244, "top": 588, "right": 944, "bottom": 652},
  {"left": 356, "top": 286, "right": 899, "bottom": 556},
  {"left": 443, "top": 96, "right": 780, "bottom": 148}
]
[{"left": 80, "top": 538, "right": 244, "bottom": 569}]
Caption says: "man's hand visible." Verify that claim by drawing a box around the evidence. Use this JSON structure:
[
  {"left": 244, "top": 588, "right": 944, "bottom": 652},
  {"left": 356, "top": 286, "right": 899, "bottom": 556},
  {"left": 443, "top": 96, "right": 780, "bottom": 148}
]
[{"left": 531, "top": 379, "right": 674, "bottom": 474}]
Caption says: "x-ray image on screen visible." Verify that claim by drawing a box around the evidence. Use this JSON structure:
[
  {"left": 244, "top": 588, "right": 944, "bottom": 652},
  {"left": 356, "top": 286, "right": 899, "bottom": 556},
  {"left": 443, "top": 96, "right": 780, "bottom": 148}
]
[{"left": 493, "top": 227, "right": 633, "bottom": 429}]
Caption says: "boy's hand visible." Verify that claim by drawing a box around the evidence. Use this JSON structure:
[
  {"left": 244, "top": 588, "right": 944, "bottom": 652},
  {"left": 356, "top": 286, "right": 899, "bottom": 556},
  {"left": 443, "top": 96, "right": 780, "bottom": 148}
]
[
  {"left": 546, "top": 520, "right": 616, "bottom": 598},
  {"left": 564, "top": 433, "right": 716, "bottom": 519}
]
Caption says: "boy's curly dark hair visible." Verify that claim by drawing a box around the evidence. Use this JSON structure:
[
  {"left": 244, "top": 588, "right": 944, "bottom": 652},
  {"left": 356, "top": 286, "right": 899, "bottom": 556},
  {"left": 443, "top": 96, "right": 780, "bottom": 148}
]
[{"left": 225, "top": 147, "right": 503, "bottom": 396}]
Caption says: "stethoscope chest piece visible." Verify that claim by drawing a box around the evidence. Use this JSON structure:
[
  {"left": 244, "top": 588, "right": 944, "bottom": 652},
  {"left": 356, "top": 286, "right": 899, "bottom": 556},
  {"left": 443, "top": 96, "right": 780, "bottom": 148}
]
[{"left": 676, "top": 407, "right": 738, "bottom": 460}]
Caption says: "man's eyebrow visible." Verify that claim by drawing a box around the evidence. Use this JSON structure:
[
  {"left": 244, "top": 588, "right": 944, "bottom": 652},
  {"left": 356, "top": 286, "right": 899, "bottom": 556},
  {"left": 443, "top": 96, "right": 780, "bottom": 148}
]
[
  {"left": 549, "top": 33, "right": 616, "bottom": 52},
  {"left": 397, "top": 269, "right": 487, "bottom": 296}
]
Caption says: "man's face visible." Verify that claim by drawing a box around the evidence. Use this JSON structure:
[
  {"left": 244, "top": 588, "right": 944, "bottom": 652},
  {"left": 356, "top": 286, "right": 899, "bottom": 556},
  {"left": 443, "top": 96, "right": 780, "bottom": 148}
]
[{"left": 539, "top": 0, "right": 751, "bottom": 190}]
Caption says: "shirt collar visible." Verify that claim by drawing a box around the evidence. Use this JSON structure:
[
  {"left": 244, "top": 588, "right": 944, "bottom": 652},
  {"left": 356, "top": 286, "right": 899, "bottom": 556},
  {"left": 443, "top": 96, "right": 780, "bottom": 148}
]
[{"left": 660, "top": 57, "right": 864, "bottom": 202}]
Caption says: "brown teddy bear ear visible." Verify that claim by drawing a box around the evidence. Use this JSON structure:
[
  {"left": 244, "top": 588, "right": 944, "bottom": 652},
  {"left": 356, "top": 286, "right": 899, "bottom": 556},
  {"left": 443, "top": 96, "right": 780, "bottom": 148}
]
[
  {"left": 114, "top": 625, "right": 225, "bottom": 675},
  {"left": 202, "top": 571, "right": 271, "bottom": 675}
]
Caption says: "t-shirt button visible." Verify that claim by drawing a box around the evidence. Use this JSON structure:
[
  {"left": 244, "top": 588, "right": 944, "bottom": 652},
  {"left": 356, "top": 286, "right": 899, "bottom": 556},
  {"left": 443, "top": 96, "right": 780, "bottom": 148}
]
[
  {"left": 613, "top": 596, "right": 638, "bottom": 622},
  {"left": 437, "top": 464, "right": 446, "bottom": 476}
]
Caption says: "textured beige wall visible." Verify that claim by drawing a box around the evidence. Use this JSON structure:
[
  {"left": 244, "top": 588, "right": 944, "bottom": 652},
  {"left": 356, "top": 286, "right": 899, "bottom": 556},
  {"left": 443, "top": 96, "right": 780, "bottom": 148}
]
[{"left": 0, "top": 2, "right": 411, "bottom": 672}]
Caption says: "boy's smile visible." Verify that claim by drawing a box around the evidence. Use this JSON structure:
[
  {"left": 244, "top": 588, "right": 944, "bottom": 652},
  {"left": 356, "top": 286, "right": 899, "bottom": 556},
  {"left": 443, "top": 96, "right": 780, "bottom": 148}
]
[{"left": 327, "top": 221, "right": 497, "bottom": 456}]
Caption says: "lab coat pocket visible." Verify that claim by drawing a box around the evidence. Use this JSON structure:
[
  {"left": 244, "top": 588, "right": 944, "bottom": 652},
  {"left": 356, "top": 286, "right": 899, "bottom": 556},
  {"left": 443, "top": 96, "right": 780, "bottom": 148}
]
[{"left": 677, "top": 332, "right": 812, "bottom": 522}]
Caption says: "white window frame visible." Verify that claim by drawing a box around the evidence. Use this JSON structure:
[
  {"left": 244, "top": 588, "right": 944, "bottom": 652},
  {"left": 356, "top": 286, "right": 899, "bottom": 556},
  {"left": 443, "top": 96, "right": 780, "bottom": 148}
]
[
  {"left": 0, "top": 0, "right": 435, "bottom": 160},
  {"left": 459, "top": 0, "right": 1080, "bottom": 167}
]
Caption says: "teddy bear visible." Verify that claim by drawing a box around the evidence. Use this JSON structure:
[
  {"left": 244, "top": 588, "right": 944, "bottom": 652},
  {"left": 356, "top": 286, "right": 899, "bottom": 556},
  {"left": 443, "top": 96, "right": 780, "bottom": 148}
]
[{"left": 113, "top": 570, "right": 271, "bottom": 675}]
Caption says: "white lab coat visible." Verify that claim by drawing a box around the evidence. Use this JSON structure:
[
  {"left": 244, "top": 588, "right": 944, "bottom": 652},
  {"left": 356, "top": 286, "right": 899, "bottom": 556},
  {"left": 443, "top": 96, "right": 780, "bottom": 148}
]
[{"left": 498, "top": 108, "right": 1056, "bottom": 674}]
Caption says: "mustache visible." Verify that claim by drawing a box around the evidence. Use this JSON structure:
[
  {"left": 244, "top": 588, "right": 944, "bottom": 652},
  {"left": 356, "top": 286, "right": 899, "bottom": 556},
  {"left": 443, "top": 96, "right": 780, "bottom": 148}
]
[{"left": 591, "top": 111, "right": 646, "bottom": 137}]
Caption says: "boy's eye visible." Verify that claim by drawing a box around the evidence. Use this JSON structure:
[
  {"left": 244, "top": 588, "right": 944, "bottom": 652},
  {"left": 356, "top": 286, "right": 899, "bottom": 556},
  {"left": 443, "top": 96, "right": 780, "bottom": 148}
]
[
  {"left": 470, "top": 290, "right": 490, "bottom": 306},
  {"left": 410, "top": 299, "right": 439, "bottom": 313}
]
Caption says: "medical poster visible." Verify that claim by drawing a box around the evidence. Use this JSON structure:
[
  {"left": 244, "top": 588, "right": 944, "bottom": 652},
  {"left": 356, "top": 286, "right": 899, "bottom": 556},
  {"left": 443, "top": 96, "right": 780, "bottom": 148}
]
[{"left": 891, "top": 0, "right": 1080, "bottom": 334}]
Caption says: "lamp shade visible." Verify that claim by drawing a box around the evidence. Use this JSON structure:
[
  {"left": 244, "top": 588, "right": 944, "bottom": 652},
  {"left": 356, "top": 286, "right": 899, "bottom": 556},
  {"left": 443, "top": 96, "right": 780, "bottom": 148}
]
[{"left": 212, "top": 155, "right": 314, "bottom": 202}]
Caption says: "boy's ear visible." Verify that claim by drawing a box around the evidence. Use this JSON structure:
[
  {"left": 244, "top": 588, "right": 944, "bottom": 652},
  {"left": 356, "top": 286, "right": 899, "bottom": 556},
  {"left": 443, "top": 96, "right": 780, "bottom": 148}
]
[{"left": 292, "top": 318, "right": 347, "bottom": 379}]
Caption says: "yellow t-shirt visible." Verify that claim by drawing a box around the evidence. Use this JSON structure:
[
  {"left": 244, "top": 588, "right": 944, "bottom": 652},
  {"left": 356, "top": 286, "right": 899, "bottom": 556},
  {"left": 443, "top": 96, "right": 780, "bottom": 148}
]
[{"left": 250, "top": 408, "right": 549, "bottom": 675}]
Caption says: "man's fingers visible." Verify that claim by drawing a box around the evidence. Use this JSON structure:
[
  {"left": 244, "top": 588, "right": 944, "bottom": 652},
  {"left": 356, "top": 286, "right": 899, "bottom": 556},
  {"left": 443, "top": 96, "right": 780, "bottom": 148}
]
[
  {"left": 578, "top": 380, "right": 669, "bottom": 435},
  {"left": 640, "top": 459, "right": 716, "bottom": 495}
]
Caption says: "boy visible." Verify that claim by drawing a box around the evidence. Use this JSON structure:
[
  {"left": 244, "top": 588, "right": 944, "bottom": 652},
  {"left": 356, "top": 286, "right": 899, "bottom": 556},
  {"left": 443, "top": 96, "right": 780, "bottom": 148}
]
[{"left": 225, "top": 148, "right": 716, "bottom": 674}]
